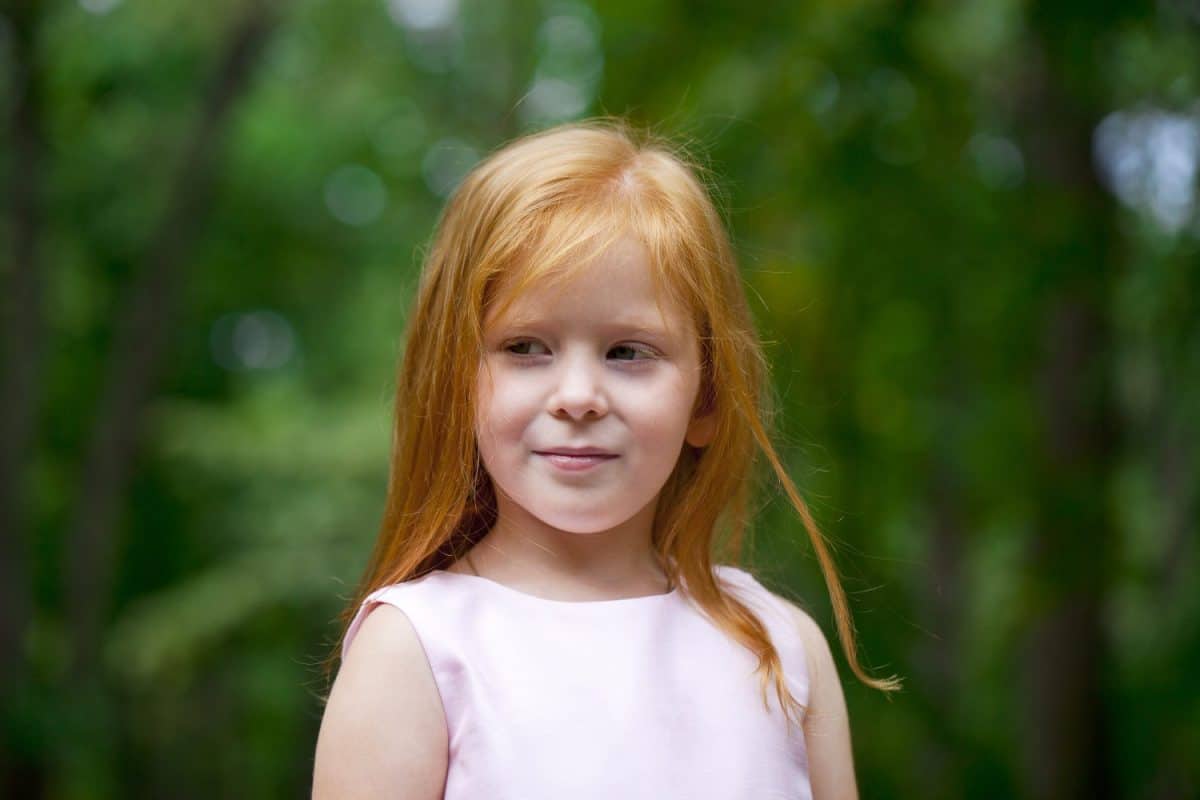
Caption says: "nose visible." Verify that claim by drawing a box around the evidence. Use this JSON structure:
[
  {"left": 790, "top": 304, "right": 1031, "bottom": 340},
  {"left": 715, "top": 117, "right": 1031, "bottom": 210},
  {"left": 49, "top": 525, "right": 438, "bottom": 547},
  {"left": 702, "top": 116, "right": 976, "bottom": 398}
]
[{"left": 546, "top": 349, "right": 609, "bottom": 421}]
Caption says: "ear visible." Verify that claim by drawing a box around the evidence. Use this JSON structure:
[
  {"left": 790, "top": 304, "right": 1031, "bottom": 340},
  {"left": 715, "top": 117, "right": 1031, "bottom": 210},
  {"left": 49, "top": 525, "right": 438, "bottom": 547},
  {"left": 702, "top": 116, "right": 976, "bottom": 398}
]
[{"left": 685, "top": 412, "right": 716, "bottom": 449}]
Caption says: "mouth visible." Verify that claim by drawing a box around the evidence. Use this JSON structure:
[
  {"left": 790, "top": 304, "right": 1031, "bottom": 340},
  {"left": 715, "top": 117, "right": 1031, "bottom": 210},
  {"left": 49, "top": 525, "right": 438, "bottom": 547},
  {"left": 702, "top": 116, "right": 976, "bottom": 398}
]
[{"left": 534, "top": 451, "right": 619, "bottom": 471}]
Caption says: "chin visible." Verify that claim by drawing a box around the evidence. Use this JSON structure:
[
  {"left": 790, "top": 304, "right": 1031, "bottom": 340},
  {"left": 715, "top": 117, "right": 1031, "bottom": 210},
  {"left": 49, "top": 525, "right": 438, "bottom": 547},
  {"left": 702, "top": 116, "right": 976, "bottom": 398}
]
[
  {"left": 535, "top": 509, "right": 636, "bottom": 536},
  {"left": 543, "top": 518, "right": 626, "bottom": 536}
]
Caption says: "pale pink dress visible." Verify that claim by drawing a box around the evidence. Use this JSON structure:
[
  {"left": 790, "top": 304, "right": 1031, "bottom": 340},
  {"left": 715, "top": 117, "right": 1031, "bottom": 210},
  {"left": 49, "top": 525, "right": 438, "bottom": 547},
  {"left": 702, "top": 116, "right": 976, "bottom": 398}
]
[{"left": 342, "top": 563, "right": 813, "bottom": 799}]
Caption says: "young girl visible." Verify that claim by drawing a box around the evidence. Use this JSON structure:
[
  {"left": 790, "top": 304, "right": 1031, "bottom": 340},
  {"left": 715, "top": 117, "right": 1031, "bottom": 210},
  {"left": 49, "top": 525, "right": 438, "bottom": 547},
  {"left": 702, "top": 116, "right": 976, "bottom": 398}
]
[{"left": 312, "top": 119, "right": 901, "bottom": 799}]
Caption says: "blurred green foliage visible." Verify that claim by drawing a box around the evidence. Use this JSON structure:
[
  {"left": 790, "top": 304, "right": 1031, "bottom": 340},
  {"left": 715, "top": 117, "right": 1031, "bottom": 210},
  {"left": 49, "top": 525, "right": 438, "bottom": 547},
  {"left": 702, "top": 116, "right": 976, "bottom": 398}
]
[{"left": 2, "top": 0, "right": 1197, "bottom": 797}]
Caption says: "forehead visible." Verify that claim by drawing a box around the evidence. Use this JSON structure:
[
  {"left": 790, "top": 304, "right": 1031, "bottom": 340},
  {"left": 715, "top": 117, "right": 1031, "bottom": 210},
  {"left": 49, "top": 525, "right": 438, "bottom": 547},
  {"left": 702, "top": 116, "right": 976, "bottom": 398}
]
[{"left": 483, "top": 236, "right": 692, "bottom": 332}]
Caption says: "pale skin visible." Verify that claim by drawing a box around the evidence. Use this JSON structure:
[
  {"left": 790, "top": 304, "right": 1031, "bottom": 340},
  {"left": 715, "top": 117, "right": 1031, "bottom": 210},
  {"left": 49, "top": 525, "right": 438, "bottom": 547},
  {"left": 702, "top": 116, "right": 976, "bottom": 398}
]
[
  {"left": 455, "top": 236, "right": 714, "bottom": 602},
  {"left": 311, "top": 239, "right": 858, "bottom": 798},
  {"left": 787, "top": 598, "right": 861, "bottom": 800}
]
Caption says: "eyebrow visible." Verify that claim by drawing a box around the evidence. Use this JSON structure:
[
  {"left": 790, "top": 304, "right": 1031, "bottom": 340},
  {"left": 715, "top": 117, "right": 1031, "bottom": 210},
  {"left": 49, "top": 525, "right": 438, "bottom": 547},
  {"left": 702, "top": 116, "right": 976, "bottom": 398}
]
[{"left": 497, "top": 316, "right": 674, "bottom": 337}]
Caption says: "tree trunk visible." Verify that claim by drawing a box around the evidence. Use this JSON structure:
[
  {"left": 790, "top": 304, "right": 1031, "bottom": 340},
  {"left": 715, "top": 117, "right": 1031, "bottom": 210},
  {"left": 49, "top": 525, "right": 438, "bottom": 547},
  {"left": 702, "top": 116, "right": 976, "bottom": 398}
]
[
  {"left": 1, "top": 3, "right": 49, "bottom": 796},
  {"left": 1017, "top": 33, "right": 1121, "bottom": 798},
  {"left": 0, "top": 0, "right": 45, "bottom": 689},
  {"left": 62, "top": 0, "right": 278, "bottom": 679},
  {"left": 916, "top": 441, "right": 967, "bottom": 799}
]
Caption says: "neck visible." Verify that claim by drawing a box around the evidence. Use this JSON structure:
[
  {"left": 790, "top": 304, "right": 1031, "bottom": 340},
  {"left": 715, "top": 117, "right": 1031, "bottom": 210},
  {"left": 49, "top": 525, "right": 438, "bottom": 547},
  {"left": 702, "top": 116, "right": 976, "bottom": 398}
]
[{"left": 467, "top": 490, "right": 670, "bottom": 595}]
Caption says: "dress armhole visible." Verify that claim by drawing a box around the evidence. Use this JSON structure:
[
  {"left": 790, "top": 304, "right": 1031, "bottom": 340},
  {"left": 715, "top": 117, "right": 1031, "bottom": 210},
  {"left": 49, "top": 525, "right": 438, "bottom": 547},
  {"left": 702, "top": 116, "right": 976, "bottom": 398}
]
[
  {"left": 340, "top": 583, "right": 457, "bottom": 738},
  {"left": 716, "top": 565, "right": 812, "bottom": 715},
  {"left": 342, "top": 585, "right": 403, "bottom": 661}
]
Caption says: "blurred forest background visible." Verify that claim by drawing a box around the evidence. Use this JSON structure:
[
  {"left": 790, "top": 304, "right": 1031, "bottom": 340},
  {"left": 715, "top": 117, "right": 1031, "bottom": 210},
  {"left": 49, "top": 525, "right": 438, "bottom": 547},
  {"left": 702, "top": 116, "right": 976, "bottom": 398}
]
[{"left": 2, "top": 0, "right": 1198, "bottom": 797}]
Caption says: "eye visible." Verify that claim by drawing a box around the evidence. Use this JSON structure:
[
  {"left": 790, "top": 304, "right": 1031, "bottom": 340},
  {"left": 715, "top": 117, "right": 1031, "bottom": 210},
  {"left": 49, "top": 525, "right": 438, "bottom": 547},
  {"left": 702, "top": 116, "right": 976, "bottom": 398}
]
[
  {"left": 609, "top": 343, "right": 658, "bottom": 362},
  {"left": 504, "top": 339, "right": 549, "bottom": 357}
]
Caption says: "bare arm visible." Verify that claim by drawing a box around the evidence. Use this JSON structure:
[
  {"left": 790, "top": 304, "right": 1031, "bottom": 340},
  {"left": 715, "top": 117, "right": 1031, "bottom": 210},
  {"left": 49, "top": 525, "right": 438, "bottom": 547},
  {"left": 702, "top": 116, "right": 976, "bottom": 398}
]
[
  {"left": 312, "top": 604, "right": 448, "bottom": 800},
  {"left": 785, "top": 601, "right": 859, "bottom": 800}
]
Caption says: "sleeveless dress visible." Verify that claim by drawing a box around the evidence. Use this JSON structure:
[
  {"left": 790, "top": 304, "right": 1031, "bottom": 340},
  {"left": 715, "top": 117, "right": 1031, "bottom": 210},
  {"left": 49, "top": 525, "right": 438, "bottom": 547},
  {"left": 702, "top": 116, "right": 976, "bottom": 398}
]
[{"left": 342, "top": 564, "right": 813, "bottom": 799}]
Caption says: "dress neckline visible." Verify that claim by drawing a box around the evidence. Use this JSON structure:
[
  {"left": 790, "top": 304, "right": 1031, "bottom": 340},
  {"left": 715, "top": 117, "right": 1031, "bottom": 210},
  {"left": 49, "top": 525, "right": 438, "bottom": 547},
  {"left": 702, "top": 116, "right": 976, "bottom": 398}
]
[{"left": 430, "top": 568, "right": 680, "bottom": 607}]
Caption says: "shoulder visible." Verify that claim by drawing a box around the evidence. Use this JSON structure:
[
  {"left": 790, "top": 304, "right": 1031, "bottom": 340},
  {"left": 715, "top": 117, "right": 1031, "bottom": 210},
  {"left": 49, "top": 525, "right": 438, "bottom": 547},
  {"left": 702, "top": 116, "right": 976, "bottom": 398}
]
[
  {"left": 715, "top": 565, "right": 840, "bottom": 707},
  {"left": 312, "top": 603, "right": 448, "bottom": 799},
  {"left": 715, "top": 567, "right": 824, "bottom": 668},
  {"left": 339, "top": 574, "right": 455, "bottom": 661},
  {"left": 769, "top": 592, "right": 837, "bottom": 700},
  {"left": 746, "top": 578, "right": 859, "bottom": 797},
  {"left": 340, "top": 599, "right": 435, "bottom": 668}
]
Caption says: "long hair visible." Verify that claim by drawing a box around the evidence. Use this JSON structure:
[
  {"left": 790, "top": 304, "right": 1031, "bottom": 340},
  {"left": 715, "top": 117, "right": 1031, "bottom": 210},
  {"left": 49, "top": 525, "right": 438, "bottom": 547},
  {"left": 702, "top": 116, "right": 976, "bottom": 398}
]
[{"left": 321, "top": 117, "right": 901, "bottom": 732}]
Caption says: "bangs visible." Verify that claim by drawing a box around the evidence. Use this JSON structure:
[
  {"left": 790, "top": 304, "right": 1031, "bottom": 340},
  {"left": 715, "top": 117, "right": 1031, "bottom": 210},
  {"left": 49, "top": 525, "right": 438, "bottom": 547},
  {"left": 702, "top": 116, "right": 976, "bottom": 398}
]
[{"left": 478, "top": 185, "right": 702, "bottom": 335}]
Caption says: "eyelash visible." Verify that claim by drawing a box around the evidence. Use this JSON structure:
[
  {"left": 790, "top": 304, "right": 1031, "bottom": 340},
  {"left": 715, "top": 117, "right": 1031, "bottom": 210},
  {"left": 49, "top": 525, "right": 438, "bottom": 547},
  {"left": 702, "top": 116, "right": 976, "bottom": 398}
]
[{"left": 502, "top": 339, "right": 660, "bottom": 363}]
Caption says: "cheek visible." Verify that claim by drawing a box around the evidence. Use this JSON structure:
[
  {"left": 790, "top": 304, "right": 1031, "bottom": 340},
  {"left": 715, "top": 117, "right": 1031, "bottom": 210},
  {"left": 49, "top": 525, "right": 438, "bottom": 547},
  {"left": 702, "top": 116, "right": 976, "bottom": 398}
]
[
  {"left": 474, "top": 364, "right": 533, "bottom": 443},
  {"left": 647, "top": 372, "right": 700, "bottom": 430}
]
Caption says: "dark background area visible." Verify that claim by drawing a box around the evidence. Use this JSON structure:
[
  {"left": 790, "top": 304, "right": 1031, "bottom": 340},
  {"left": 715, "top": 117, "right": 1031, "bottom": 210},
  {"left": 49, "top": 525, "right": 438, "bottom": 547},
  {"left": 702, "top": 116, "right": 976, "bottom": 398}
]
[{"left": 2, "top": 0, "right": 1197, "bottom": 797}]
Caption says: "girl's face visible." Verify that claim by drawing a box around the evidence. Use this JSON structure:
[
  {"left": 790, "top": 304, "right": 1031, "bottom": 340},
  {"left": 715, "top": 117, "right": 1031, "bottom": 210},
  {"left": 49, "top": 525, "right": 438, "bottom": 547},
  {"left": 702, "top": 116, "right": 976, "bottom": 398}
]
[{"left": 475, "top": 236, "right": 713, "bottom": 536}]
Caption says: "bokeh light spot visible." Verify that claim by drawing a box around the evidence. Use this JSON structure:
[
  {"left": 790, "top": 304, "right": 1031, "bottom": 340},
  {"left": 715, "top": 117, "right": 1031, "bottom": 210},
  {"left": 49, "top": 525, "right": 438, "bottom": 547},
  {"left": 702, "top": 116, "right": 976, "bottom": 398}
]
[
  {"left": 210, "top": 310, "right": 297, "bottom": 372},
  {"left": 324, "top": 164, "right": 387, "bottom": 227},
  {"left": 421, "top": 138, "right": 479, "bottom": 198},
  {"left": 1094, "top": 107, "right": 1199, "bottom": 234},
  {"left": 386, "top": 0, "right": 458, "bottom": 31}
]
